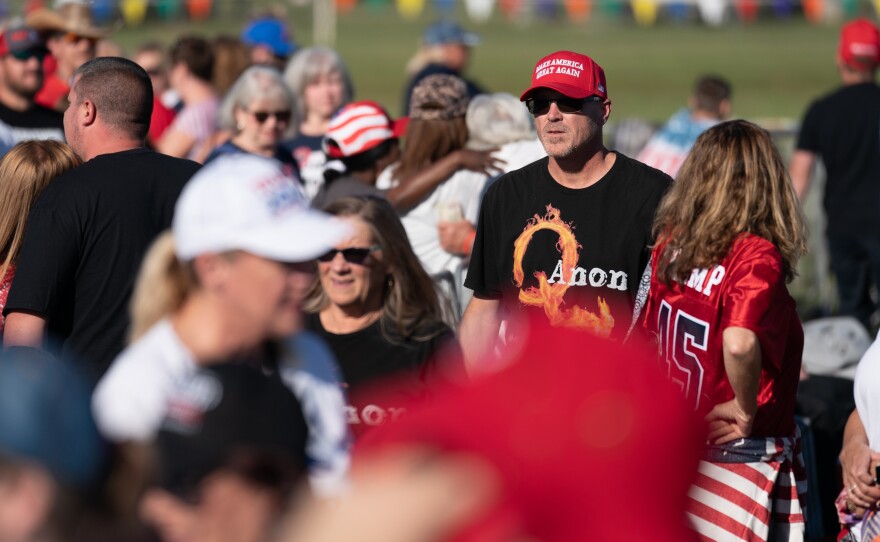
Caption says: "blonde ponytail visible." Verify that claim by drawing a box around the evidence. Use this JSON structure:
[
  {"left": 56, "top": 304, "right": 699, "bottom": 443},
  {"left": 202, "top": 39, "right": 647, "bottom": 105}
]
[{"left": 128, "top": 231, "right": 195, "bottom": 342}]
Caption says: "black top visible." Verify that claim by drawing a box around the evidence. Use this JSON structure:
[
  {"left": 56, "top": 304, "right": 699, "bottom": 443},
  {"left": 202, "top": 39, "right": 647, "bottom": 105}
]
[
  {"left": 0, "top": 101, "right": 64, "bottom": 143},
  {"left": 465, "top": 153, "right": 671, "bottom": 340},
  {"left": 304, "top": 312, "right": 459, "bottom": 436},
  {"left": 797, "top": 82, "right": 880, "bottom": 235},
  {"left": 402, "top": 63, "right": 485, "bottom": 116},
  {"left": 5, "top": 148, "right": 200, "bottom": 378}
]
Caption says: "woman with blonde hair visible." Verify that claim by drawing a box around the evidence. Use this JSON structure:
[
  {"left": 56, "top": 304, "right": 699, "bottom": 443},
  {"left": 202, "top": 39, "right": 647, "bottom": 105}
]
[
  {"left": 93, "top": 154, "right": 352, "bottom": 496},
  {"left": 304, "top": 196, "right": 461, "bottom": 438},
  {"left": 641, "top": 120, "right": 808, "bottom": 541},
  {"left": 281, "top": 46, "right": 354, "bottom": 198},
  {"left": 0, "top": 140, "right": 80, "bottom": 333}
]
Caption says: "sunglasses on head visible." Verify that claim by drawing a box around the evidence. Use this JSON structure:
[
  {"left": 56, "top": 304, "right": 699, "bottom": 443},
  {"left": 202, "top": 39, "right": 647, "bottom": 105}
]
[
  {"left": 10, "top": 49, "right": 45, "bottom": 62},
  {"left": 317, "top": 245, "right": 381, "bottom": 264},
  {"left": 248, "top": 109, "right": 292, "bottom": 124},
  {"left": 525, "top": 95, "right": 604, "bottom": 116}
]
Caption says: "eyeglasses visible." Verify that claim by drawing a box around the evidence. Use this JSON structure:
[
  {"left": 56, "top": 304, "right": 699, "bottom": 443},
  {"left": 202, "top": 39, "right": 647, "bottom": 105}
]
[
  {"left": 10, "top": 49, "right": 45, "bottom": 62},
  {"left": 525, "top": 95, "right": 604, "bottom": 116},
  {"left": 317, "top": 245, "right": 381, "bottom": 264},
  {"left": 62, "top": 32, "right": 97, "bottom": 47},
  {"left": 248, "top": 109, "right": 292, "bottom": 124}
]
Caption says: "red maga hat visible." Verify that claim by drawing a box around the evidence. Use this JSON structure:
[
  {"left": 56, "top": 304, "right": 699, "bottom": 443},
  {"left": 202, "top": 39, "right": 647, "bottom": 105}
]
[
  {"left": 839, "top": 18, "right": 880, "bottom": 71},
  {"left": 520, "top": 50, "right": 608, "bottom": 101}
]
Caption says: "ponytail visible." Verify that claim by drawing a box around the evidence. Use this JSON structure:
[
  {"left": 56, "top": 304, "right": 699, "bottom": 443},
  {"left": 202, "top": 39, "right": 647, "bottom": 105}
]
[{"left": 128, "top": 231, "right": 196, "bottom": 342}]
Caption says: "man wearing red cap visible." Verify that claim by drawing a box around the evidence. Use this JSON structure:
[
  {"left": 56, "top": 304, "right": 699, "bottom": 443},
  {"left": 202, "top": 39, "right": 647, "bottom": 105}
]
[
  {"left": 791, "top": 19, "right": 880, "bottom": 333},
  {"left": 459, "top": 50, "right": 671, "bottom": 370}
]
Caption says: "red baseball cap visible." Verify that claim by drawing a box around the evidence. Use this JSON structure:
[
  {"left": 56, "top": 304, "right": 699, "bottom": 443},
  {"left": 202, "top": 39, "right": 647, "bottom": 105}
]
[
  {"left": 839, "top": 18, "right": 880, "bottom": 71},
  {"left": 520, "top": 50, "right": 608, "bottom": 101},
  {"left": 323, "top": 101, "right": 408, "bottom": 159},
  {"left": 0, "top": 26, "right": 45, "bottom": 57},
  {"left": 361, "top": 317, "right": 703, "bottom": 542}
]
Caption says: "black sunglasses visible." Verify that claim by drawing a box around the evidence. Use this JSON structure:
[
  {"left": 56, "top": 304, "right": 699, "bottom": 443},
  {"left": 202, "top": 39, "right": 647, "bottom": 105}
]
[
  {"left": 317, "top": 245, "right": 381, "bottom": 264},
  {"left": 248, "top": 109, "right": 292, "bottom": 124},
  {"left": 10, "top": 49, "right": 45, "bottom": 62},
  {"left": 525, "top": 95, "right": 604, "bottom": 116}
]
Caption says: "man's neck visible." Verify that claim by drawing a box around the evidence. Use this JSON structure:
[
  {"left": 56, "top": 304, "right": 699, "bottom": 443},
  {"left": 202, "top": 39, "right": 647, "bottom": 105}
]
[
  {"left": 840, "top": 67, "right": 876, "bottom": 86},
  {"left": 81, "top": 133, "right": 144, "bottom": 161},
  {"left": 547, "top": 146, "right": 616, "bottom": 190},
  {"left": 178, "top": 78, "right": 215, "bottom": 105}
]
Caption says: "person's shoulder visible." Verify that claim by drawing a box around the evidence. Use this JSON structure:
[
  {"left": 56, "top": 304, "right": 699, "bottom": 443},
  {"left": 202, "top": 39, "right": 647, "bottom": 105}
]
[
  {"left": 486, "top": 156, "right": 549, "bottom": 194},
  {"left": 110, "top": 319, "right": 182, "bottom": 370},
  {"left": 728, "top": 233, "right": 783, "bottom": 269}
]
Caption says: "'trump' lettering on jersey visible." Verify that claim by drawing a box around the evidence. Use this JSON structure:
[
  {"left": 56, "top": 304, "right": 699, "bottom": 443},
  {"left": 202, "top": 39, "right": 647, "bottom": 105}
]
[
  {"left": 686, "top": 265, "right": 726, "bottom": 296},
  {"left": 511, "top": 204, "right": 616, "bottom": 336}
]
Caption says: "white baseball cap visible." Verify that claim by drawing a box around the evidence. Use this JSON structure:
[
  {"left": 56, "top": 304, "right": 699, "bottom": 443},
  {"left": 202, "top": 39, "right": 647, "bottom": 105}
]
[{"left": 173, "top": 154, "right": 350, "bottom": 262}]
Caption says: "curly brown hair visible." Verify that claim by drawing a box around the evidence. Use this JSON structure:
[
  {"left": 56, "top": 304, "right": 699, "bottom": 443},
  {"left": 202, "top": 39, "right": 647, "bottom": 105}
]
[{"left": 653, "top": 120, "right": 807, "bottom": 284}]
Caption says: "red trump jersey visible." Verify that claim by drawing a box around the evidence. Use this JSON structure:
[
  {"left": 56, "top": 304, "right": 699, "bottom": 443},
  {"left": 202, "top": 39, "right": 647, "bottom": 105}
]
[{"left": 642, "top": 233, "right": 803, "bottom": 437}]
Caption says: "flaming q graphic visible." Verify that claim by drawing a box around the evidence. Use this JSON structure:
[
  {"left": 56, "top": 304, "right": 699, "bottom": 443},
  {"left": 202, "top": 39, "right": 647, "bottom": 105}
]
[{"left": 512, "top": 205, "right": 614, "bottom": 336}]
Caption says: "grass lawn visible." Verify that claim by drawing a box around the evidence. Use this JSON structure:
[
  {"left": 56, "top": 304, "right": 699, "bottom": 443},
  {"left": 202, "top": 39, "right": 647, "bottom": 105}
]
[{"left": 107, "top": 6, "right": 847, "bottom": 120}]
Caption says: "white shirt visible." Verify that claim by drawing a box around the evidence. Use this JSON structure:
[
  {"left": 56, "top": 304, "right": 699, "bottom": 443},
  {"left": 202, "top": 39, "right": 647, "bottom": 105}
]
[{"left": 92, "top": 319, "right": 351, "bottom": 495}]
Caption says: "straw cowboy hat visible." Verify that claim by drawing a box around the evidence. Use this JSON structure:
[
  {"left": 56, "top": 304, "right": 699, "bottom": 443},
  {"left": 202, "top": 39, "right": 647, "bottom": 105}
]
[{"left": 25, "top": 2, "right": 108, "bottom": 39}]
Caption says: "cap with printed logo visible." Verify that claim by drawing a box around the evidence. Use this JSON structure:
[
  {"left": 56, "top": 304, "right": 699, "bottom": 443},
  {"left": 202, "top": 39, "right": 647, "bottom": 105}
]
[
  {"left": 173, "top": 154, "right": 350, "bottom": 262},
  {"left": 323, "top": 101, "right": 408, "bottom": 159},
  {"left": 520, "top": 50, "right": 608, "bottom": 102},
  {"left": 0, "top": 26, "right": 45, "bottom": 56},
  {"left": 839, "top": 18, "right": 880, "bottom": 71}
]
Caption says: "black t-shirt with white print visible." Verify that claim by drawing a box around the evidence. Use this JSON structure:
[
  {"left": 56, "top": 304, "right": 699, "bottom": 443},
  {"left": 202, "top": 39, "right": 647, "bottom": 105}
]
[{"left": 465, "top": 153, "right": 671, "bottom": 341}]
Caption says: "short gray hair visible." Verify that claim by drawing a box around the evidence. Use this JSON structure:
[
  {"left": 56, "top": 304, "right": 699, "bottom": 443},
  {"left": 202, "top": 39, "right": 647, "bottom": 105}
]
[
  {"left": 466, "top": 92, "right": 536, "bottom": 150},
  {"left": 216, "top": 65, "right": 294, "bottom": 134},
  {"left": 283, "top": 46, "right": 354, "bottom": 129}
]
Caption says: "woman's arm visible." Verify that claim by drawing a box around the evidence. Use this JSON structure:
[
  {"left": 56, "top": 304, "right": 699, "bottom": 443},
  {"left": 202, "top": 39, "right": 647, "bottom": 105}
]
[
  {"left": 705, "top": 326, "right": 761, "bottom": 445},
  {"left": 385, "top": 149, "right": 503, "bottom": 212}
]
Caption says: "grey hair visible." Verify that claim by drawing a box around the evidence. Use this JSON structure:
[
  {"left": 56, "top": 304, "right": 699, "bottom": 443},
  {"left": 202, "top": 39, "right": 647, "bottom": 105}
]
[
  {"left": 282, "top": 46, "right": 354, "bottom": 129},
  {"left": 216, "top": 65, "right": 295, "bottom": 134},
  {"left": 466, "top": 92, "right": 536, "bottom": 150}
]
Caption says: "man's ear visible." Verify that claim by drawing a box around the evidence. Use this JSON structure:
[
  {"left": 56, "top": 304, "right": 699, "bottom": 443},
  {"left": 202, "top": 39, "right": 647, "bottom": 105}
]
[{"left": 81, "top": 99, "right": 97, "bottom": 127}]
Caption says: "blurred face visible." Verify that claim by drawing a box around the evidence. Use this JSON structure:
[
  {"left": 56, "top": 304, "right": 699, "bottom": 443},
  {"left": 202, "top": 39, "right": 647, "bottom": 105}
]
[
  {"left": 303, "top": 70, "right": 345, "bottom": 121},
  {"left": 47, "top": 32, "right": 96, "bottom": 79},
  {"left": 141, "top": 472, "right": 279, "bottom": 542},
  {"left": 531, "top": 89, "right": 611, "bottom": 160},
  {"left": 0, "top": 48, "right": 45, "bottom": 99},
  {"left": 234, "top": 95, "right": 291, "bottom": 153},
  {"left": 441, "top": 43, "right": 470, "bottom": 72},
  {"left": 134, "top": 49, "right": 169, "bottom": 96},
  {"left": 317, "top": 217, "right": 387, "bottom": 313},
  {"left": 216, "top": 252, "right": 314, "bottom": 340}
]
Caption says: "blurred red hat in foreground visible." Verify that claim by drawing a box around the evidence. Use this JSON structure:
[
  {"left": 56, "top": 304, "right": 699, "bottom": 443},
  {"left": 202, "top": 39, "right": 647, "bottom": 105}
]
[{"left": 361, "top": 318, "right": 705, "bottom": 542}]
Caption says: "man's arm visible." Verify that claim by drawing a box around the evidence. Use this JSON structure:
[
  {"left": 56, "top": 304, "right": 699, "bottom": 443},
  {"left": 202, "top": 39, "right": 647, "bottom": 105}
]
[
  {"left": 705, "top": 326, "right": 761, "bottom": 444},
  {"left": 789, "top": 150, "right": 816, "bottom": 200},
  {"left": 4, "top": 311, "right": 47, "bottom": 348},
  {"left": 458, "top": 296, "right": 501, "bottom": 375}
]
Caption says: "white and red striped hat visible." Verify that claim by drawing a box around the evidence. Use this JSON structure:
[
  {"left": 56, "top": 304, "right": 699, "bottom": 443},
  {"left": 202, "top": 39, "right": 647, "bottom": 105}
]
[{"left": 322, "top": 101, "right": 408, "bottom": 159}]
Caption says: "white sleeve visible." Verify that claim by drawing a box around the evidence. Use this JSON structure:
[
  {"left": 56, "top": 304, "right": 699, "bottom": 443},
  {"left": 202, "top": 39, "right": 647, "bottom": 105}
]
[
  {"left": 91, "top": 321, "right": 197, "bottom": 442},
  {"left": 855, "top": 336, "right": 880, "bottom": 450},
  {"left": 279, "top": 331, "right": 352, "bottom": 497}
]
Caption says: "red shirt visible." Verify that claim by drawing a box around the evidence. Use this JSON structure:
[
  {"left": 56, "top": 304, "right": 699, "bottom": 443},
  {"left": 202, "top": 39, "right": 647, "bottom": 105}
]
[{"left": 642, "top": 233, "right": 802, "bottom": 437}]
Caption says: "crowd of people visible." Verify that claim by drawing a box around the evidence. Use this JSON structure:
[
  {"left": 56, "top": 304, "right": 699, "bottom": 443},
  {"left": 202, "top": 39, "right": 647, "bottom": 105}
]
[{"left": 0, "top": 3, "right": 879, "bottom": 541}]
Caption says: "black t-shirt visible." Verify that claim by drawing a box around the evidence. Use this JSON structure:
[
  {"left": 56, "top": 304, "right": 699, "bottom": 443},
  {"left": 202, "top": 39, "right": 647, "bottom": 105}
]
[
  {"left": 304, "top": 312, "right": 459, "bottom": 435},
  {"left": 465, "top": 153, "right": 671, "bottom": 341},
  {"left": 796, "top": 82, "right": 880, "bottom": 235},
  {"left": 0, "top": 101, "right": 64, "bottom": 143},
  {"left": 5, "top": 148, "right": 200, "bottom": 378}
]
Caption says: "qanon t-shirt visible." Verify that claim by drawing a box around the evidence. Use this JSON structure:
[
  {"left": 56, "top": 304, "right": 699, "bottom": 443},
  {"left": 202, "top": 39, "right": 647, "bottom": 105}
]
[{"left": 465, "top": 154, "right": 670, "bottom": 341}]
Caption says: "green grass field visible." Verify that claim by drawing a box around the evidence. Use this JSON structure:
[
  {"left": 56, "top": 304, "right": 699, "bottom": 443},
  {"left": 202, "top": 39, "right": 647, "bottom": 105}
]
[{"left": 106, "top": 6, "right": 849, "bottom": 121}]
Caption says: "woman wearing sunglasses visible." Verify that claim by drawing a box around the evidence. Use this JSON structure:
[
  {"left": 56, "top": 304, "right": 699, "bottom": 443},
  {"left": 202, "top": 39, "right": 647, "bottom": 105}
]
[
  {"left": 205, "top": 66, "right": 299, "bottom": 177},
  {"left": 303, "top": 196, "right": 462, "bottom": 438}
]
